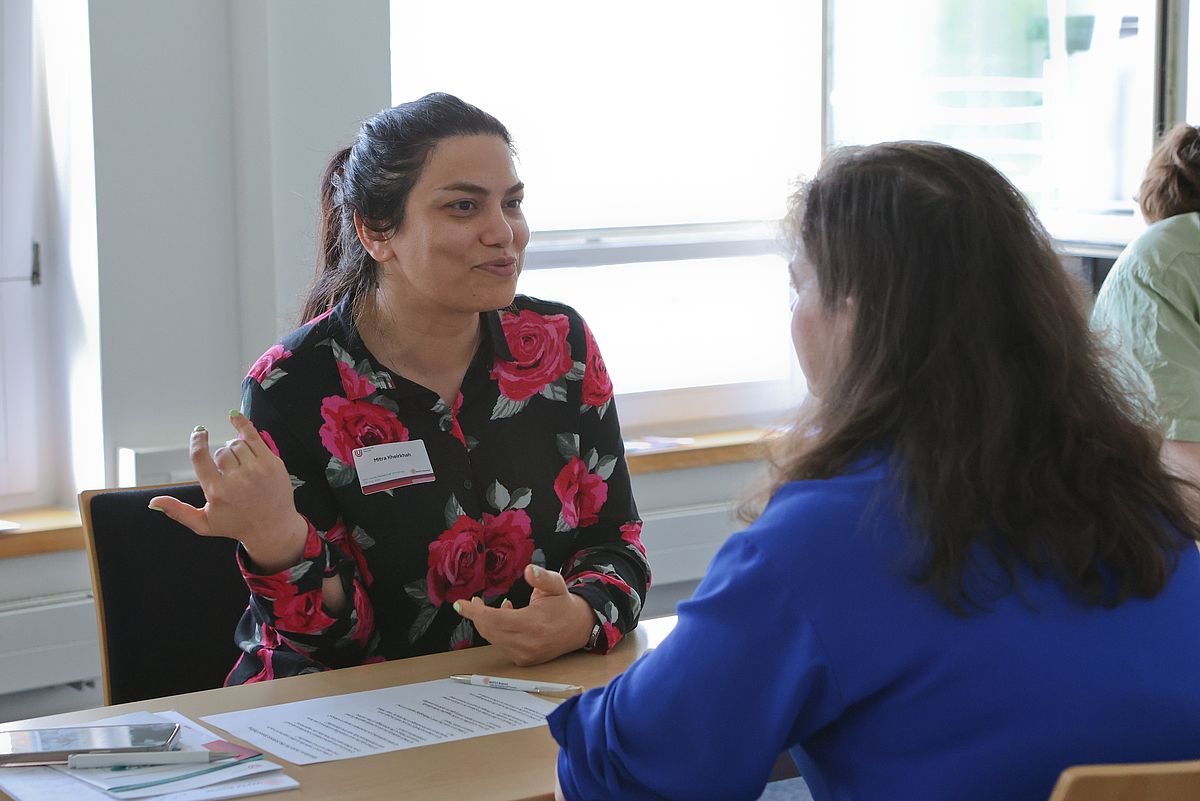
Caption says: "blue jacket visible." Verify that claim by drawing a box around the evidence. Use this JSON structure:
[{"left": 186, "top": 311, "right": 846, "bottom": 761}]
[{"left": 549, "top": 458, "right": 1200, "bottom": 800}]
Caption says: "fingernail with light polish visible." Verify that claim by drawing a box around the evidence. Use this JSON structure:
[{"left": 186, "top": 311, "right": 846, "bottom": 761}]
[
  {"left": 193, "top": 425, "right": 206, "bottom": 433},
  {"left": 453, "top": 601, "right": 462, "bottom": 614}
]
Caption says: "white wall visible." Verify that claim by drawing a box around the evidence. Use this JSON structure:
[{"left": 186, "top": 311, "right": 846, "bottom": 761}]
[
  {"left": 0, "top": 0, "right": 394, "bottom": 718},
  {"left": 51, "top": 0, "right": 390, "bottom": 494},
  {"left": 230, "top": 0, "right": 392, "bottom": 368}
]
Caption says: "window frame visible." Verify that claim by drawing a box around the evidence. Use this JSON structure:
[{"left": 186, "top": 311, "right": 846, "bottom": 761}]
[
  {"left": 821, "top": 0, "right": 1172, "bottom": 246},
  {"left": 522, "top": 221, "right": 804, "bottom": 433}
]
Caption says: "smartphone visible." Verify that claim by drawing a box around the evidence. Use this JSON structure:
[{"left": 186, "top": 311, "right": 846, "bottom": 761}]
[{"left": 0, "top": 722, "right": 181, "bottom": 766}]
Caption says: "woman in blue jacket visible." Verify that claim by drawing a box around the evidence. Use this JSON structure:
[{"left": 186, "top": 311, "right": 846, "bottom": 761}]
[{"left": 549, "top": 142, "right": 1200, "bottom": 801}]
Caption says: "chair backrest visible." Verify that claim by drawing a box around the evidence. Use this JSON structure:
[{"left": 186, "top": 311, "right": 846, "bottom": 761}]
[
  {"left": 1048, "top": 760, "right": 1200, "bottom": 801},
  {"left": 80, "top": 484, "right": 247, "bottom": 704}
]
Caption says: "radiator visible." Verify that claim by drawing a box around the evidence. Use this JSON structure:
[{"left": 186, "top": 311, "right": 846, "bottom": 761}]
[
  {"left": 0, "top": 550, "right": 101, "bottom": 719},
  {"left": 0, "top": 590, "right": 100, "bottom": 696}
]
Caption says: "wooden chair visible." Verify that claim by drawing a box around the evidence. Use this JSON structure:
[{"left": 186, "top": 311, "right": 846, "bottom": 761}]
[
  {"left": 79, "top": 483, "right": 247, "bottom": 704},
  {"left": 1047, "top": 759, "right": 1200, "bottom": 801}
]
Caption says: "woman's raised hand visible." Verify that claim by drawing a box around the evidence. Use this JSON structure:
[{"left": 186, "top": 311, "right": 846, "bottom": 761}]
[{"left": 149, "top": 411, "right": 309, "bottom": 573}]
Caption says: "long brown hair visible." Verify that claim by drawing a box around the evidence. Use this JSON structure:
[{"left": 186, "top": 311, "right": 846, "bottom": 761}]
[
  {"left": 759, "top": 142, "right": 1199, "bottom": 612},
  {"left": 1137, "top": 123, "right": 1200, "bottom": 223},
  {"left": 303, "top": 93, "right": 513, "bottom": 324}
]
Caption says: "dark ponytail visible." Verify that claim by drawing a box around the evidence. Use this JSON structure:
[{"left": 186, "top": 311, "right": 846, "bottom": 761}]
[
  {"left": 303, "top": 146, "right": 376, "bottom": 322},
  {"left": 300, "top": 93, "right": 513, "bottom": 324}
]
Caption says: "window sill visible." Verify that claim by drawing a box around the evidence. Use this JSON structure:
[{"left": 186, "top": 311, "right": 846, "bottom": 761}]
[
  {"left": 0, "top": 429, "right": 772, "bottom": 561},
  {"left": 0, "top": 506, "right": 84, "bottom": 560},
  {"left": 625, "top": 428, "right": 770, "bottom": 474}
]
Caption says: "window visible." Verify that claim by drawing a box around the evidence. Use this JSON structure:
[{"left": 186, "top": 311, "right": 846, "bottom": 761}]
[
  {"left": 827, "top": 0, "right": 1158, "bottom": 245},
  {"left": 0, "top": 0, "right": 38, "bottom": 502},
  {"left": 390, "top": 0, "right": 822, "bottom": 431},
  {"left": 389, "top": 2, "right": 1181, "bottom": 432}
]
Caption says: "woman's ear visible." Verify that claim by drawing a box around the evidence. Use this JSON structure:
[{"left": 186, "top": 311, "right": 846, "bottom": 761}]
[{"left": 353, "top": 211, "right": 394, "bottom": 263}]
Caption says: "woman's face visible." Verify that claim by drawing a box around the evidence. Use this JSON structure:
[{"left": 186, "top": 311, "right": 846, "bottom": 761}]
[
  {"left": 370, "top": 134, "right": 529, "bottom": 315},
  {"left": 790, "top": 253, "right": 853, "bottom": 398}
]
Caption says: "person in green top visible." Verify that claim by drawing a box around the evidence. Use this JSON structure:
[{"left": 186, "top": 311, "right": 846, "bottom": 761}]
[{"left": 1092, "top": 122, "right": 1200, "bottom": 498}]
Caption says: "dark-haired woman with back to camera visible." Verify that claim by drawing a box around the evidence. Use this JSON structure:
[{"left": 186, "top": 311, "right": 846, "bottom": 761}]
[
  {"left": 549, "top": 142, "right": 1200, "bottom": 801},
  {"left": 1092, "top": 122, "right": 1200, "bottom": 502},
  {"left": 150, "top": 93, "right": 649, "bottom": 682}
]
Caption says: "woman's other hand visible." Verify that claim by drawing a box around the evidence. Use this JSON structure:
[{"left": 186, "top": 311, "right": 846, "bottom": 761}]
[
  {"left": 454, "top": 564, "right": 596, "bottom": 666},
  {"left": 148, "top": 411, "right": 309, "bottom": 573}
]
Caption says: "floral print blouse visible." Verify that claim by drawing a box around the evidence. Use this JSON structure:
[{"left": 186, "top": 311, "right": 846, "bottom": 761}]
[{"left": 226, "top": 293, "right": 650, "bottom": 685}]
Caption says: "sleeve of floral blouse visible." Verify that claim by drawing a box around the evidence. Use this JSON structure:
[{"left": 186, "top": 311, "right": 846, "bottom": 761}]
[
  {"left": 560, "top": 321, "right": 651, "bottom": 654},
  {"left": 235, "top": 375, "right": 379, "bottom": 671}
]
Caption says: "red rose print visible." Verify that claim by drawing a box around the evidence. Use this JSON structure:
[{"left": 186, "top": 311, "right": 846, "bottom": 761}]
[
  {"left": 326, "top": 521, "right": 373, "bottom": 586},
  {"left": 262, "top": 624, "right": 282, "bottom": 650},
  {"left": 242, "top": 571, "right": 285, "bottom": 599},
  {"left": 257, "top": 428, "right": 281, "bottom": 458},
  {"left": 573, "top": 570, "right": 634, "bottom": 592},
  {"left": 337, "top": 361, "right": 375, "bottom": 400},
  {"left": 581, "top": 322, "right": 613, "bottom": 408},
  {"left": 555, "top": 457, "right": 609, "bottom": 529},
  {"left": 447, "top": 392, "right": 467, "bottom": 447},
  {"left": 247, "top": 344, "right": 291, "bottom": 383},
  {"left": 481, "top": 509, "right": 535, "bottom": 597},
  {"left": 490, "top": 310, "right": 574, "bottom": 402},
  {"left": 238, "top": 522, "right": 323, "bottom": 596},
  {"left": 301, "top": 522, "right": 325, "bottom": 560},
  {"left": 350, "top": 583, "right": 375, "bottom": 648},
  {"left": 246, "top": 623, "right": 282, "bottom": 684},
  {"left": 619, "top": 521, "right": 647, "bottom": 556},
  {"left": 274, "top": 587, "right": 337, "bottom": 632},
  {"left": 304, "top": 307, "right": 334, "bottom": 327},
  {"left": 318, "top": 395, "right": 409, "bottom": 464},
  {"left": 600, "top": 620, "right": 622, "bottom": 651},
  {"left": 426, "top": 516, "right": 489, "bottom": 607},
  {"left": 248, "top": 660, "right": 273, "bottom": 684}
]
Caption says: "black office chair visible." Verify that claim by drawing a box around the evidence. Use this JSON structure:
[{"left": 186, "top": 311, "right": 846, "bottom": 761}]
[{"left": 79, "top": 483, "right": 248, "bottom": 704}]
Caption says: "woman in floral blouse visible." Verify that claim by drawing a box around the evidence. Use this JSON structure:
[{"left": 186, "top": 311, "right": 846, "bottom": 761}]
[{"left": 150, "top": 93, "right": 650, "bottom": 683}]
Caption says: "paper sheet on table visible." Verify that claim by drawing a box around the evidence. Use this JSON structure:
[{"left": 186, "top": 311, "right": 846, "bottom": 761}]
[
  {"left": 202, "top": 678, "right": 560, "bottom": 765},
  {"left": 0, "top": 710, "right": 298, "bottom": 801}
]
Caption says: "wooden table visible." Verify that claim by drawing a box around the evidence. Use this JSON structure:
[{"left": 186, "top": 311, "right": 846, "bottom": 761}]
[{"left": 0, "top": 629, "right": 655, "bottom": 801}]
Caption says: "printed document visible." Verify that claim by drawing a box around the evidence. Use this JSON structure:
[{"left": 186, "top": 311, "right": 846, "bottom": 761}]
[{"left": 202, "top": 678, "right": 559, "bottom": 765}]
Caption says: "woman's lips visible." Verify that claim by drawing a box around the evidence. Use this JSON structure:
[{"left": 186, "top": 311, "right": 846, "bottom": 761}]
[{"left": 475, "top": 257, "right": 518, "bottom": 277}]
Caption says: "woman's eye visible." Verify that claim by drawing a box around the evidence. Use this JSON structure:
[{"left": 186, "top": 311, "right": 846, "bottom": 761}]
[
  {"left": 449, "top": 200, "right": 476, "bottom": 212},
  {"left": 506, "top": 197, "right": 524, "bottom": 209}
]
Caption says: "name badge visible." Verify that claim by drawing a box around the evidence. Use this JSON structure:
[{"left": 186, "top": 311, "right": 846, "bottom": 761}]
[{"left": 352, "top": 440, "right": 436, "bottom": 494}]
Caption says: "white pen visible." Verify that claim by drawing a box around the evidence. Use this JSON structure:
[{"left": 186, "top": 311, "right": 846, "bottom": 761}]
[
  {"left": 67, "top": 750, "right": 239, "bottom": 769},
  {"left": 450, "top": 674, "right": 583, "bottom": 696}
]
